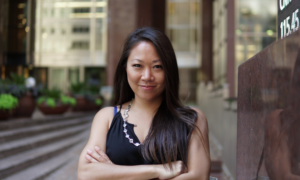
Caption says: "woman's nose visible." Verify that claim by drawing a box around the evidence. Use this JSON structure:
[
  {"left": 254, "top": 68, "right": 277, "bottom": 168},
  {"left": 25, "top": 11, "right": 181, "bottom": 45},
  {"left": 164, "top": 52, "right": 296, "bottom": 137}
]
[{"left": 141, "top": 68, "right": 153, "bottom": 81}]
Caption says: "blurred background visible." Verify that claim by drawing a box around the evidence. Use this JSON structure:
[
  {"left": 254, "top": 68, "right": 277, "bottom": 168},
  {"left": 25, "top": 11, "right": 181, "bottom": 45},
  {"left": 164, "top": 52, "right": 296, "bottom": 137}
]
[{"left": 0, "top": 0, "right": 278, "bottom": 179}]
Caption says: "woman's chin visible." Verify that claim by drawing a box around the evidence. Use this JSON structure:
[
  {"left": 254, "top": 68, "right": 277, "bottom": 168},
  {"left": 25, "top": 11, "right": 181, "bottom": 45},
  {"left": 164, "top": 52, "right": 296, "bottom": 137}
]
[{"left": 135, "top": 94, "right": 162, "bottom": 102}]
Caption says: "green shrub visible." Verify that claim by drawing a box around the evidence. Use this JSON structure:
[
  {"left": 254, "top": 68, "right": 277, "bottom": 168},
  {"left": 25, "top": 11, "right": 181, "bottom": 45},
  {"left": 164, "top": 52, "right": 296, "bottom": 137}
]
[
  {"left": 37, "top": 96, "right": 76, "bottom": 108},
  {"left": 95, "top": 98, "right": 102, "bottom": 105},
  {"left": 41, "top": 88, "right": 61, "bottom": 99},
  {"left": 70, "top": 82, "right": 86, "bottom": 95},
  {"left": 38, "top": 88, "right": 76, "bottom": 108},
  {"left": 0, "top": 76, "right": 27, "bottom": 98},
  {"left": 0, "top": 94, "right": 18, "bottom": 111},
  {"left": 60, "top": 95, "right": 76, "bottom": 106},
  {"left": 10, "top": 73, "right": 25, "bottom": 85}
]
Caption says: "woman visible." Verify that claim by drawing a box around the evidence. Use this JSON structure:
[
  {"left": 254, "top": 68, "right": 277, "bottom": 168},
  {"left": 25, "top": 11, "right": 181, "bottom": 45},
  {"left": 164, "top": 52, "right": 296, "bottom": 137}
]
[{"left": 78, "top": 27, "right": 210, "bottom": 180}]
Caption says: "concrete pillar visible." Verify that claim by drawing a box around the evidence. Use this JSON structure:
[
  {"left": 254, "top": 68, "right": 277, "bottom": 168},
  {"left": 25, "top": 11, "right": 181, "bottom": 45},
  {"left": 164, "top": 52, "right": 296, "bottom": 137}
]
[
  {"left": 0, "top": 0, "right": 7, "bottom": 66},
  {"left": 106, "top": 0, "right": 138, "bottom": 86},
  {"left": 106, "top": 0, "right": 166, "bottom": 86},
  {"left": 226, "top": 0, "right": 235, "bottom": 97},
  {"left": 137, "top": 0, "right": 166, "bottom": 33},
  {"left": 200, "top": 0, "right": 213, "bottom": 83}
]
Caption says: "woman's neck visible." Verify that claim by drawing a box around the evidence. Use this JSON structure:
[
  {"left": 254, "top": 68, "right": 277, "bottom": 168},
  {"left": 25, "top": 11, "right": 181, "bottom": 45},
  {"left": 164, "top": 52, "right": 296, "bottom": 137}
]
[{"left": 132, "top": 95, "right": 163, "bottom": 115}]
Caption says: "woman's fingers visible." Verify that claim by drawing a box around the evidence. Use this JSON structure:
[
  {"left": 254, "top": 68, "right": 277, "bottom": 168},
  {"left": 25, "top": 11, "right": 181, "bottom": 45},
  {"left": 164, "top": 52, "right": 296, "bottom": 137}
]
[
  {"left": 85, "top": 154, "right": 99, "bottom": 163},
  {"left": 86, "top": 148, "right": 113, "bottom": 164},
  {"left": 94, "top": 146, "right": 113, "bottom": 164},
  {"left": 86, "top": 149, "right": 104, "bottom": 163}
]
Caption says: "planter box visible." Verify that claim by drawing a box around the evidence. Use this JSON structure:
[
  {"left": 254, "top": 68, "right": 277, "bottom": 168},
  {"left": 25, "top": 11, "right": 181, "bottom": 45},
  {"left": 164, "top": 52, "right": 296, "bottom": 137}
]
[
  {"left": 87, "top": 102, "right": 101, "bottom": 111},
  {"left": 72, "top": 96, "right": 88, "bottom": 112},
  {"left": 38, "top": 104, "right": 69, "bottom": 115},
  {"left": 0, "top": 109, "right": 13, "bottom": 120},
  {"left": 14, "top": 93, "right": 36, "bottom": 118}
]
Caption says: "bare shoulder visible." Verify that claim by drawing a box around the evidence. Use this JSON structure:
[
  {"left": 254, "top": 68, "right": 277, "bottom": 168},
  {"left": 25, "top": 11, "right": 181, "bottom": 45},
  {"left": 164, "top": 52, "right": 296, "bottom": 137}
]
[
  {"left": 84, "top": 106, "right": 115, "bottom": 152},
  {"left": 191, "top": 107, "right": 208, "bottom": 133},
  {"left": 92, "top": 106, "right": 115, "bottom": 129}
]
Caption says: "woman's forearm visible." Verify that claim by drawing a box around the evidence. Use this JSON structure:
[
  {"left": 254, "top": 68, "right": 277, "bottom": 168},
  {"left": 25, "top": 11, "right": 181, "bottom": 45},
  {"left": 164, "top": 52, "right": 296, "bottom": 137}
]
[
  {"left": 78, "top": 162, "right": 159, "bottom": 180},
  {"left": 168, "top": 171, "right": 208, "bottom": 180}
]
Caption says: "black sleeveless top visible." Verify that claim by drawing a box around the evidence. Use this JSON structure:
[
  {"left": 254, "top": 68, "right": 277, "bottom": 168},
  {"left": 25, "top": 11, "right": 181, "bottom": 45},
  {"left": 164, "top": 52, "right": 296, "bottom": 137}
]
[
  {"left": 106, "top": 105, "right": 151, "bottom": 165},
  {"left": 106, "top": 105, "right": 184, "bottom": 165}
]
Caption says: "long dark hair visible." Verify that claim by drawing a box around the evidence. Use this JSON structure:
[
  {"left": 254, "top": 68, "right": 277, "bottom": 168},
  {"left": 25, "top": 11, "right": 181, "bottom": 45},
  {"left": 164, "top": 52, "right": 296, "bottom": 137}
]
[{"left": 113, "top": 27, "right": 208, "bottom": 169}]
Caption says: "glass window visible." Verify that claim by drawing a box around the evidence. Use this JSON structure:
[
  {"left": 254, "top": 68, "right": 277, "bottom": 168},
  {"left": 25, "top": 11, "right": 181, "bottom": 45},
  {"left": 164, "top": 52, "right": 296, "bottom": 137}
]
[
  {"left": 234, "top": 0, "right": 277, "bottom": 95},
  {"left": 167, "top": 0, "right": 200, "bottom": 104},
  {"left": 96, "top": 7, "right": 103, "bottom": 13},
  {"left": 51, "top": 8, "right": 54, "bottom": 17},
  {"left": 71, "top": 41, "right": 89, "bottom": 49},
  {"left": 236, "top": 0, "right": 277, "bottom": 64},
  {"left": 51, "top": 68, "right": 66, "bottom": 91},
  {"left": 69, "top": 68, "right": 80, "bottom": 85},
  {"left": 72, "top": 26, "right": 89, "bottom": 33},
  {"left": 60, "top": 9, "right": 65, "bottom": 17},
  {"left": 73, "top": 8, "right": 90, "bottom": 13},
  {"left": 167, "top": 1, "right": 200, "bottom": 52}
]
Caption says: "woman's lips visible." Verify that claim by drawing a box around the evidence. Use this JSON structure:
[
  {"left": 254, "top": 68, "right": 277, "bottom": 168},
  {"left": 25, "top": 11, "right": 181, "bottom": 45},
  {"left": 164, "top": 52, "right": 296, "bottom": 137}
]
[{"left": 140, "top": 85, "right": 155, "bottom": 90}]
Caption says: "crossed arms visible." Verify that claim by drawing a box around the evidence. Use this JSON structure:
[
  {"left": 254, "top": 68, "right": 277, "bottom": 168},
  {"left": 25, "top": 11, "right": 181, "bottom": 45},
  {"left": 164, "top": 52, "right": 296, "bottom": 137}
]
[{"left": 77, "top": 107, "right": 210, "bottom": 180}]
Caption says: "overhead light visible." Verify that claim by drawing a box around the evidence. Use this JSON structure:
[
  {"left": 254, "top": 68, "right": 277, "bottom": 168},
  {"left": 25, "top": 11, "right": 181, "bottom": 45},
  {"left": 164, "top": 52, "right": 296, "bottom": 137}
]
[
  {"left": 25, "top": 27, "right": 30, "bottom": 32},
  {"left": 18, "top": 14, "right": 24, "bottom": 19},
  {"left": 22, "top": 19, "right": 27, "bottom": 25},
  {"left": 18, "top": 3, "right": 25, "bottom": 8},
  {"left": 266, "top": 30, "right": 274, "bottom": 36}
]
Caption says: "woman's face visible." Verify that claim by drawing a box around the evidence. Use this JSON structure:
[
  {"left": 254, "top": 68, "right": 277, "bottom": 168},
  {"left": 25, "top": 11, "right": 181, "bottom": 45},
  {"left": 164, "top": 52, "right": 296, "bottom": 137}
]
[{"left": 126, "top": 41, "right": 165, "bottom": 102}]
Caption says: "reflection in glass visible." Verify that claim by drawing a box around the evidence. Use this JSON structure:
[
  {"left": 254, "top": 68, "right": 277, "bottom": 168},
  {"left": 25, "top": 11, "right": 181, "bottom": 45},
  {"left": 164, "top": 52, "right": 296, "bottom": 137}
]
[{"left": 263, "top": 49, "right": 300, "bottom": 180}]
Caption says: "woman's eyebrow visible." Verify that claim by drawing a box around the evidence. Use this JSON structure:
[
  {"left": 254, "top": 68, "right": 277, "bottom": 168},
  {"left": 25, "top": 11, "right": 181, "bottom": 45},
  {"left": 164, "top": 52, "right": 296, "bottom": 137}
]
[
  {"left": 152, "top": 60, "right": 161, "bottom": 63},
  {"left": 131, "top": 59, "right": 143, "bottom": 62},
  {"left": 131, "top": 59, "right": 161, "bottom": 63}
]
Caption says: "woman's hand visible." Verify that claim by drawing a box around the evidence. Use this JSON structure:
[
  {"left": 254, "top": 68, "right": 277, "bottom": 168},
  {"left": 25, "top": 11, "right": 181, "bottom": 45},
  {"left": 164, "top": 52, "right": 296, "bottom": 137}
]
[
  {"left": 155, "top": 161, "right": 183, "bottom": 180},
  {"left": 85, "top": 146, "right": 182, "bottom": 180},
  {"left": 85, "top": 146, "right": 113, "bottom": 164}
]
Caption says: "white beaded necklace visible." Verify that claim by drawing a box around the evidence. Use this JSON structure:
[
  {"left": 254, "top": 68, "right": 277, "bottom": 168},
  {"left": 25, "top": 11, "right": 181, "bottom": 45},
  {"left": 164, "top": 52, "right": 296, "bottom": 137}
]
[{"left": 123, "top": 100, "right": 140, "bottom": 146}]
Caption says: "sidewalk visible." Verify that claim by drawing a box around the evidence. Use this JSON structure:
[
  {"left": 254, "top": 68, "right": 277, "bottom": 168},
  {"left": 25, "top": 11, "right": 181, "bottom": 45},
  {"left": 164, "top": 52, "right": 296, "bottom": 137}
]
[{"left": 210, "top": 133, "right": 231, "bottom": 180}]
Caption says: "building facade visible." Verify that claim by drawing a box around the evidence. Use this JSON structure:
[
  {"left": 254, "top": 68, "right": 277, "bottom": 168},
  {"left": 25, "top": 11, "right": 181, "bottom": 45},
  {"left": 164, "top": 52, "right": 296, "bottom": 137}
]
[
  {"left": 166, "top": 0, "right": 201, "bottom": 102},
  {"left": 34, "top": 0, "right": 107, "bottom": 91},
  {"left": 0, "top": 0, "right": 35, "bottom": 79}
]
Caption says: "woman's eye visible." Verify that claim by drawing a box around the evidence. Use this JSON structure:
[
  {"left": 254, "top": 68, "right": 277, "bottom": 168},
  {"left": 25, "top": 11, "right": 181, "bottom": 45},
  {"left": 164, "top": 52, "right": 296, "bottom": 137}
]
[
  {"left": 133, "top": 64, "right": 141, "bottom": 67},
  {"left": 154, "top": 65, "right": 163, "bottom": 69}
]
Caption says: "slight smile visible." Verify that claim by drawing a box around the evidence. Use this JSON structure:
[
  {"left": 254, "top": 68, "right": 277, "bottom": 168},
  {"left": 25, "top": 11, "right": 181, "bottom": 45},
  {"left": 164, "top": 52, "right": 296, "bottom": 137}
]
[{"left": 140, "top": 85, "right": 155, "bottom": 90}]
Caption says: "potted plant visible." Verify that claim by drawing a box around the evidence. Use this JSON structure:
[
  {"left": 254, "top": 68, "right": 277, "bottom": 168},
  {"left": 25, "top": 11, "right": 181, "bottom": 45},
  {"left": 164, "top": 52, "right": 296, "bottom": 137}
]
[
  {"left": 0, "top": 94, "right": 18, "bottom": 120},
  {"left": 69, "top": 82, "right": 88, "bottom": 112},
  {"left": 37, "top": 88, "right": 76, "bottom": 115},
  {"left": 86, "top": 85, "right": 103, "bottom": 111},
  {"left": 2, "top": 73, "right": 39, "bottom": 117}
]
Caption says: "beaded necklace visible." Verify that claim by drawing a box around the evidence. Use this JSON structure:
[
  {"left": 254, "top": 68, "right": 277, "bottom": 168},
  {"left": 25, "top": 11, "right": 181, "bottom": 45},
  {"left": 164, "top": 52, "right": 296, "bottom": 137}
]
[{"left": 123, "top": 100, "right": 140, "bottom": 146}]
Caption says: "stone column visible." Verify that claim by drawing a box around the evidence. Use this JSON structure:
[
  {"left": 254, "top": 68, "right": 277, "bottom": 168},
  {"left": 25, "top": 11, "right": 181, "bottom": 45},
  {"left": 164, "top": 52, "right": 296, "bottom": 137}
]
[
  {"left": 200, "top": 0, "right": 213, "bottom": 83},
  {"left": 136, "top": 0, "right": 166, "bottom": 33},
  {"left": 106, "top": 0, "right": 138, "bottom": 86},
  {"left": 0, "top": 0, "right": 6, "bottom": 65},
  {"left": 26, "top": 0, "right": 36, "bottom": 65},
  {"left": 226, "top": 0, "right": 235, "bottom": 97},
  {"left": 106, "top": 0, "right": 166, "bottom": 86}
]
